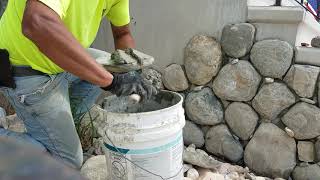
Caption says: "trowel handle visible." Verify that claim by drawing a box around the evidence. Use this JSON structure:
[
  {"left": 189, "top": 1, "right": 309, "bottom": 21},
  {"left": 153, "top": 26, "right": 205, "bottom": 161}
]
[{"left": 129, "top": 94, "right": 141, "bottom": 103}]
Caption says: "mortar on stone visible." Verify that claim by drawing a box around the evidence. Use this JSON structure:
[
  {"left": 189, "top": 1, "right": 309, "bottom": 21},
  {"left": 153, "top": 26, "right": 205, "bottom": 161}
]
[
  {"left": 87, "top": 48, "right": 155, "bottom": 102},
  {"left": 87, "top": 48, "right": 154, "bottom": 73}
]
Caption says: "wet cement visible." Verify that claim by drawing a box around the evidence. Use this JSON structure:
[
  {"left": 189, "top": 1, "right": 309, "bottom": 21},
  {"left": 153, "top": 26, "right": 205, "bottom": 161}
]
[{"left": 103, "top": 91, "right": 181, "bottom": 113}]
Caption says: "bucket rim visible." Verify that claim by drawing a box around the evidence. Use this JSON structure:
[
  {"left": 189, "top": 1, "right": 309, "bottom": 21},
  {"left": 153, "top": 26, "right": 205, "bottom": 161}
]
[{"left": 98, "top": 90, "right": 183, "bottom": 115}]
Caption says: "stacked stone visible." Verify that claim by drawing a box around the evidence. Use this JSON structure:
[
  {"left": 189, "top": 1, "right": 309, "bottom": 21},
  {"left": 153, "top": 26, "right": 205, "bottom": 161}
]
[{"left": 160, "top": 22, "right": 320, "bottom": 179}]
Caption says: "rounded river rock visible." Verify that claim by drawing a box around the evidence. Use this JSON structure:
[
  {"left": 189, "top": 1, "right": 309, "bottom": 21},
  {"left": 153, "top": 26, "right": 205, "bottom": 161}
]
[{"left": 185, "top": 88, "right": 223, "bottom": 125}]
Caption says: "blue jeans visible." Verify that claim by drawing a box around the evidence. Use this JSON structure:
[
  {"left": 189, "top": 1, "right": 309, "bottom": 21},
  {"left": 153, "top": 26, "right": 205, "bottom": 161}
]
[{"left": 0, "top": 72, "right": 102, "bottom": 169}]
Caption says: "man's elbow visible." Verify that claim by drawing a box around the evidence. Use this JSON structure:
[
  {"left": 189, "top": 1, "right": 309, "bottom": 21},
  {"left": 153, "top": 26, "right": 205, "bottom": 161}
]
[{"left": 22, "top": 13, "right": 45, "bottom": 40}]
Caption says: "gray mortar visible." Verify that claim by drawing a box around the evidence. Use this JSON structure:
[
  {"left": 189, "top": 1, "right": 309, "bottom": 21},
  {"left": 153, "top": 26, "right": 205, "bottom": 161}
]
[{"left": 103, "top": 91, "right": 181, "bottom": 113}]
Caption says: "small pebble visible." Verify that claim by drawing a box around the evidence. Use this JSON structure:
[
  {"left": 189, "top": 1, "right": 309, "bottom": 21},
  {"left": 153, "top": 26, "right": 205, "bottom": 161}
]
[
  {"left": 187, "top": 168, "right": 199, "bottom": 180},
  {"left": 285, "top": 127, "right": 295, "bottom": 138},
  {"left": 192, "top": 86, "right": 204, "bottom": 92},
  {"left": 300, "top": 162, "right": 309, "bottom": 167},
  {"left": 300, "top": 98, "right": 316, "bottom": 105},
  {"left": 264, "top": 77, "right": 274, "bottom": 83},
  {"left": 128, "top": 94, "right": 141, "bottom": 103},
  {"left": 230, "top": 58, "right": 239, "bottom": 65}
]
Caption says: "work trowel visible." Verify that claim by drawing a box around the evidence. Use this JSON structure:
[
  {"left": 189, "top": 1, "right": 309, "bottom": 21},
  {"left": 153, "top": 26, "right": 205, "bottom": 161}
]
[{"left": 87, "top": 48, "right": 154, "bottom": 73}]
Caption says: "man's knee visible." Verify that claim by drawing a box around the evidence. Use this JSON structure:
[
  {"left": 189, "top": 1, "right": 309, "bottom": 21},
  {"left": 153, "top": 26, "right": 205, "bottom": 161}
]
[
  {"left": 70, "top": 150, "right": 83, "bottom": 169},
  {"left": 55, "top": 145, "right": 83, "bottom": 169}
]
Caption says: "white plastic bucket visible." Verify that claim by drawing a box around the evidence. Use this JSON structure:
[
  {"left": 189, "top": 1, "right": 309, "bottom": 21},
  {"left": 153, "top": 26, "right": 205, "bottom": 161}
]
[{"left": 98, "top": 91, "right": 185, "bottom": 180}]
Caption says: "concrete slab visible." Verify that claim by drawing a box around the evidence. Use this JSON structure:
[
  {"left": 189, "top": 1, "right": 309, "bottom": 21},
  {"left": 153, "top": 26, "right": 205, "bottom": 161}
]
[
  {"left": 253, "top": 23, "right": 298, "bottom": 45},
  {"left": 248, "top": 6, "right": 304, "bottom": 24},
  {"left": 295, "top": 47, "right": 320, "bottom": 66}
]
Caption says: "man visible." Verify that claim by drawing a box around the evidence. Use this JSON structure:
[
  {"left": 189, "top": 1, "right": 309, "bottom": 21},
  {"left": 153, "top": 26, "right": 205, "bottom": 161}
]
[{"left": 0, "top": 0, "right": 156, "bottom": 169}]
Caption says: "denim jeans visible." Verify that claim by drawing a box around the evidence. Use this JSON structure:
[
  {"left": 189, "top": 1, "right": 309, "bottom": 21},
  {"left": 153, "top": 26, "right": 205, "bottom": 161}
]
[{"left": 0, "top": 72, "right": 102, "bottom": 169}]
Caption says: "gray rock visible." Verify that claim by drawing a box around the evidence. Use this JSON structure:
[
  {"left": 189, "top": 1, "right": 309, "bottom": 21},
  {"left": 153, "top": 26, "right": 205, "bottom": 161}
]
[
  {"left": 292, "top": 164, "right": 320, "bottom": 180},
  {"left": 311, "top": 36, "right": 320, "bottom": 48},
  {"left": 212, "top": 60, "right": 261, "bottom": 101},
  {"left": 185, "top": 88, "right": 223, "bottom": 125},
  {"left": 201, "top": 125, "right": 211, "bottom": 135},
  {"left": 244, "top": 123, "right": 296, "bottom": 179},
  {"left": 221, "top": 23, "right": 255, "bottom": 58},
  {"left": 183, "top": 144, "right": 222, "bottom": 169},
  {"left": 252, "top": 82, "right": 296, "bottom": 120},
  {"left": 242, "top": 54, "right": 250, "bottom": 61},
  {"left": 318, "top": 81, "right": 320, "bottom": 106},
  {"left": 250, "top": 40, "right": 293, "bottom": 78},
  {"left": 183, "top": 164, "right": 193, "bottom": 173},
  {"left": 284, "top": 64, "right": 320, "bottom": 98},
  {"left": 205, "top": 124, "right": 243, "bottom": 162},
  {"left": 141, "top": 68, "right": 164, "bottom": 90},
  {"left": 184, "top": 35, "right": 222, "bottom": 85},
  {"left": 221, "top": 100, "right": 230, "bottom": 109},
  {"left": 80, "top": 155, "right": 107, "bottom": 180},
  {"left": 297, "top": 141, "right": 315, "bottom": 162},
  {"left": 83, "top": 153, "right": 94, "bottom": 165},
  {"left": 315, "top": 138, "right": 320, "bottom": 162},
  {"left": 162, "top": 64, "right": 189, "bottom": 91},
  {"left": 183, "top": 120, "right": 205, "bottom": 148},
  {"left": 187, "top": 168, "right": 199, "bottom": 179},
  {"left": 282, "top": 102, "right": 320, "bottom": 140},
  {"left": 225, "top": 102, "right": 258, "bottom": 140}
]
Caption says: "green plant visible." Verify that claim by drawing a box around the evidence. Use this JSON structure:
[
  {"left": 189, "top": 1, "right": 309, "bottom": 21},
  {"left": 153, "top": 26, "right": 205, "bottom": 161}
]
[{"left": 72, "top": 102, "right": 99, "bottom": 151}]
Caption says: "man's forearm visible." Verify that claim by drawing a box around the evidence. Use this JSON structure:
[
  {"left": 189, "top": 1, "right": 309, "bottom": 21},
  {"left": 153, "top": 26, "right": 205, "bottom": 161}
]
[
  {"left": 22, "top": 0, "right": 113, "bottom": 87},
  {"left": 111, "top": 24, "right": 136, "bottom": 49},
  {"left": 115, "top": 33, "right": 136, "bottom": 49}
]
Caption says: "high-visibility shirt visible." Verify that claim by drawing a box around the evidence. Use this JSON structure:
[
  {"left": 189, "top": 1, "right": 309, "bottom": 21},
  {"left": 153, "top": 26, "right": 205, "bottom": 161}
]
[{"left": 0, "top": 0, "right": 130, "bottom": 74}]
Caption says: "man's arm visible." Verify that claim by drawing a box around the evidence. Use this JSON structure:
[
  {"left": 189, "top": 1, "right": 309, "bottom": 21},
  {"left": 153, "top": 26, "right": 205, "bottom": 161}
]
[
  {"left": 22, "top": 0, "right": 113, "bottom": 87},
  {"left": 111, "top": 24, "right": 136, "bottom": 49}
]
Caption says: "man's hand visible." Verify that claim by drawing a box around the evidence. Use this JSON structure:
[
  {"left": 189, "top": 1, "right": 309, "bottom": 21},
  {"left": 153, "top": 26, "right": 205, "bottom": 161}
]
[{"left": 102, "top": 71, "right": 158, "bottom": 100}]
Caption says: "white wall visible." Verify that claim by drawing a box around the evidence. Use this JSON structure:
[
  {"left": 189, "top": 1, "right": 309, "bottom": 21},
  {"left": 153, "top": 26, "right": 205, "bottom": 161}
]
[
  {"left": 247, "top": 0, "right": 298, "bottom": 6},
  {"left": 92, "top": 0, "right": 247, "bottom": 71},
  {"left": 296, "top": 9, "right": 320, "bottom": 46}
]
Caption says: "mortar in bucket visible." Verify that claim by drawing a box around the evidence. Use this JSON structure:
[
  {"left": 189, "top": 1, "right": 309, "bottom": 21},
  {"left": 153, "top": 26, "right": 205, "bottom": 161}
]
[{"left": 97, "top": 91, "right": 185, "bottom": 180}]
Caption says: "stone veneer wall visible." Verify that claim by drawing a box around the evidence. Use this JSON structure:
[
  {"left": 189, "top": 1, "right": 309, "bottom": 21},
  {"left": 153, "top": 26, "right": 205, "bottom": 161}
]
[{"left": 146, "top": 22, "right": 320, "bottom": 179}]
